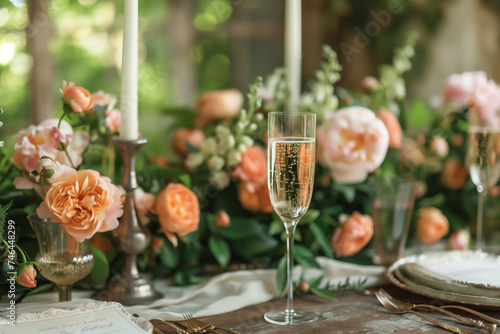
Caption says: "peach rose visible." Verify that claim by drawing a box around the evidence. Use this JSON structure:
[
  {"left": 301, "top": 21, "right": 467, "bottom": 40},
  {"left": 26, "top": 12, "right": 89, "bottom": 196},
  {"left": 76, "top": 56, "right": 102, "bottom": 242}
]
[
  {"left": 233, "top": 146, "right": 267, "bottom": 192},
  {"left": 105, "top": 109, "right": 121, "bottom": 133},
  {"left": 441, "top": 158, "right": 468, "bottom": 190},
  {"left": 17, "top": 264, "right": 37, "bottom": 288},
  {"left": 215, "top": 210, "right": 230, "bottom": 227},
  {"left": 194, "top": 89, "right": 243, "bottom": 128},
  {"left": 332, "top": 212, "right": 374, "bottom": 257},
  {"left": 155, "top": 183, "right": 200, "bottom": 247},
  {"left": 448, "top": 230, "right": 469, "bottom": 250},
  {"left": 376, "top": 108, "right": 403, "bottom": 148},
  {"left": 317, "top": 107, "right": 389, "bottom": 183},
  {"left": 60, "top": 81, "right": 94, "bottom": 113},
  {"left": 36, "top": 166, "right": 123, "bottom": 242},
  {"left": 238, "top": 182, "right": 273, "bottom": 213},
  {"left": 171, "top": 128, "right": 206, "bottom": 156},
  {"left": 416, "top": 207, "right": 449, "bottom": 244}
]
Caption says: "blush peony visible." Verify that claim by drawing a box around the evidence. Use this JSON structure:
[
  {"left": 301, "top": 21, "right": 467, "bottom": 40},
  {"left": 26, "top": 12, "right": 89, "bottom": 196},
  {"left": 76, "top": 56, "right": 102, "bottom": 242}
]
[
  {"left": 36, "top": 166, "right": 123, "bottom": 242},
  {"left": 416, "top": 207, "right": 449, "bottom": 244},
  {"left": 105, "top": 109, "right": 121, "bottom": 133},
  {"left": 317, "top": 106, "right": 389, "bottom": 183},
  {"left": 332, "top": 212, "right": 374, "bottom": 257},
  {"left": 194, "top": 89, "right": 243, "bottom": 128},
  {"left": 60, "top": 81, "right": 94, "bottom": 113},
  {"left": 155, "top": 183, "right": 200, "bottom": 247}
]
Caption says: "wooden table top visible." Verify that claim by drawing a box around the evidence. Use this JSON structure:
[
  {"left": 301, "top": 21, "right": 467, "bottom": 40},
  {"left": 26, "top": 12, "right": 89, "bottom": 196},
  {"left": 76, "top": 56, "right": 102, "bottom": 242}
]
[{"left": 183, "top": 285, "right": 500, "bottom": 334}]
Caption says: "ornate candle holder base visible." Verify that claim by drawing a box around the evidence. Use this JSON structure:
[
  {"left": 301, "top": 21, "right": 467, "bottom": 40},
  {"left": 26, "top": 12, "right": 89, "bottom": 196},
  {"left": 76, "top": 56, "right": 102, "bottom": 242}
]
[
  {"left": 96, "top": 138, "right": 162, "bottom": 305},
  {"left": 98, "top": 274, "right": 162, "bottom": 305}
]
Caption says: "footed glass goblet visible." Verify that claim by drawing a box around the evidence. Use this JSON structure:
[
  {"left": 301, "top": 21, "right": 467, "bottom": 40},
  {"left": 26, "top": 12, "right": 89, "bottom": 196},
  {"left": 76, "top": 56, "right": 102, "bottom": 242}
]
[{"left": 29, "top": 214, "right": 95, "bottom": 302}]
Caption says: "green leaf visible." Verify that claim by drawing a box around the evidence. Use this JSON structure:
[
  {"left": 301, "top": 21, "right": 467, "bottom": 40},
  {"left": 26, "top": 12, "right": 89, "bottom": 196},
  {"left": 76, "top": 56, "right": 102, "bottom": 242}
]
[
  {"left": 219, "top": 216, "right": 264, "bottom": 239},
  {"left": 27, "top": 283, "right": 54, "bottom": 296},
  {"left": 418, "top": 193, "right": 446, "bottom": 208},
  {"left": 310, "top": 287, "right": 338, "bottom": 301},
  {"left": 208, "top": 237, "right": 231, "bottom": 269},
  {"left": 310, "top": 222, "right": 334, "bottom": 258},
  {"left": 160, "top": 239, "right": 180, "bottom": 269},
  {"left": 408, "top": 99, "right": 433, "bottom": 128},
  {"left": 230, "top": 232, "right": 278, "bottom": 259},
  {"left": 277, "top": 256, "right": 286, "bottom": 297},
  {"left": 308, "top": 275, "right": 324, "bottom": 289},
  {"left": 89, "top": 245, "right": 110, "bottom": 285},
  {"left": 294, "top": 244, "right": 320, "bottom": 269},
  {"left": 333, "top": 183, "right": 356, "bottom": 203},
  {"left": 300, "top": 209, "right": 320, "bottom": 224}
]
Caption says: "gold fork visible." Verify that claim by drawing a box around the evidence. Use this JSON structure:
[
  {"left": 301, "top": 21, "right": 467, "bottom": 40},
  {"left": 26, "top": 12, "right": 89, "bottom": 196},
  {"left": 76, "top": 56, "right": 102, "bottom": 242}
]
[
  {"left": 182, "top": 314, "right": 241, "bottom": 334},
  {"left": 374, "top": 290, "right": 478, "bottom": 334},
  {"left": 377, "top": 289, "right": 497, "bottom": 333}
]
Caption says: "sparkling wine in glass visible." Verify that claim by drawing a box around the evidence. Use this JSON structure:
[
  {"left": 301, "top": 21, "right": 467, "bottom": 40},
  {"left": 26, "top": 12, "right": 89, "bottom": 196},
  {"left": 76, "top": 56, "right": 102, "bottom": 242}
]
[
  {"left": 265, "top": 112, "right": 317, "bottom": 325},
  {"left": 466, "top": 126, "right": 500, "bottom": 250},
  {"left": 29, "top": 214, "right": 95, "bottom": 302}
]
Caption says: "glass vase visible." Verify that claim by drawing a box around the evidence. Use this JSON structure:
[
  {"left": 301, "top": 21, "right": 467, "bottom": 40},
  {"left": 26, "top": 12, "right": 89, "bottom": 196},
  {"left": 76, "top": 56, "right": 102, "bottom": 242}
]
[{"left": 29, "top": 214, "right": 95, "bottom": 302}]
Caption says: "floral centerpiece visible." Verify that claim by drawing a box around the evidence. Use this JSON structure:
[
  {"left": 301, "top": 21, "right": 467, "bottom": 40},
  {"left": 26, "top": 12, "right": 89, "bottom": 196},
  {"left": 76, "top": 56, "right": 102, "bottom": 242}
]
[{"left": 1, "top": 30, "right": 497, "bottom": 299}]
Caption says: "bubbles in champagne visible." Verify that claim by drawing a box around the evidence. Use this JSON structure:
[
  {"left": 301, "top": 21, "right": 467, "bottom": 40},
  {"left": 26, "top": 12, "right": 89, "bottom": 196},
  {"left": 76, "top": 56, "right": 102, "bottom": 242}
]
[{"left": 268, "top": 138, "right": 315, "bottom": 221}]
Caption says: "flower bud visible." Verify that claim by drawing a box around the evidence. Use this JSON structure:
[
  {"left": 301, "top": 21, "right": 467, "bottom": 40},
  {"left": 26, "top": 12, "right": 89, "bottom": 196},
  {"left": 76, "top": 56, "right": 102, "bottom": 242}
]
[
  {"left": 201, "top": 138, "right": 217, "bottom": 157},
  {"left": 207, "top": 156, "right": 225, "bottom": 172},
  {"left": 221, "top": 135, "right": 236, "bottom": 151},
  {"left": 185, "top": 152, "right": 204, "bottom": 170},
  {"left": 215, "top": 210, "right": 230, "bottom": 227},
  {"left": 226, "top": 150, "right": 242, "bottom": 167},
  {"left": 150, "top": 236, "right": 163, "bottom": 250},
  {"left": 34, "top": 157, "right": 58, "bottom": 179},
  {"left": 448, "top": 230, "right": 469, "bottom": 251},
  {"left": 215, "top": 124, "right": 231, "bottom": 140},
  {"left": 298, "top": 282, "right": 309, "bottom": 293},
  {"left": 429, "top": 136, "right": 449, "bottom": 158},
  {"left": 209, "top": 171, "right": 230, "bottom": 189},
  {"left": 253, "top": 113, "right": 264, "bottom": 122},
  {"left": 241, "top": 135, "right": 254, "bottom": 148},
  {"left": 247, "top": 123, "right": 258, "bottom": 132}
]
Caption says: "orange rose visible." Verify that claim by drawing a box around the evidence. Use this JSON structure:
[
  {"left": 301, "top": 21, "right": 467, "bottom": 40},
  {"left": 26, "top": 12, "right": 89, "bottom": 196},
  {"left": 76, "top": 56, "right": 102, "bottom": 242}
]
[
  {"left": 89, "top": 234, "right": 115, "bottom": 253},
  {"left": 233, "top": 146, "right": 267, "bottom": 192},
  {"left": 17, "top": 264, "right": 37, "bottom": 288},
  {"left": 332, "top": 212, "right": 374, "bottom": 257},
  {"left": 155, "top": 183, "right": 200, "bottom": 247},
  {"left": 194, "top": 89, "right": 243, "bottom": 128},
  {"left": 416, "top": 207, "right": 449, "bottom": 244},
  {"left": 376, "top": 108, "right": 403, "bottom": 148},
  {"left": 238, "top": 182, "right": 273, "bottom": 213},
  {"left": 36, "top": 166, "right": 123, "bottom": 242},
  {"left": 441, "top": 158, "right": 468, "bottom": 190},
  {"left": 171, "top": 128, "right": 206, "bottom": 156},
  {"left": 60, "top": 81, "right": 94, "bottom": 113}
]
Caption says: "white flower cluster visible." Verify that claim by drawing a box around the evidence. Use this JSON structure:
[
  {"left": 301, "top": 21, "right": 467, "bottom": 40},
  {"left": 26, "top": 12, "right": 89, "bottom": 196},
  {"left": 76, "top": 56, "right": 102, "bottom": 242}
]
[
  {"left": 186, "top": 79, "right": 264, "bottom": 189},
  {"left": 0, "top": 108, "right": 4, "bottom": 148}
]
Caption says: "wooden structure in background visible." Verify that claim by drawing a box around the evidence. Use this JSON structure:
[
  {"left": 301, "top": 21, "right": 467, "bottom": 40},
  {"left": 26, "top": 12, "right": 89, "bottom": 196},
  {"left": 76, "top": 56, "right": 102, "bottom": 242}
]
[{"left": 27, "top": 0, "right": 54, "bottom": 123}]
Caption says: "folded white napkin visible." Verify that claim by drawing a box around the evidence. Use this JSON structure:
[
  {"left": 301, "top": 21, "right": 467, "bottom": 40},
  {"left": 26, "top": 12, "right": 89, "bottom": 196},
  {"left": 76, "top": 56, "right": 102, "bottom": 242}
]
[{"left": 13, "top": 257, "right": 387, "bottom": 321}]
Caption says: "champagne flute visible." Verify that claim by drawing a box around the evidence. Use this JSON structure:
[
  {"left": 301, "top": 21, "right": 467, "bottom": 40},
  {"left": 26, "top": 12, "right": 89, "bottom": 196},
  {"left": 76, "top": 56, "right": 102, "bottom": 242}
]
[
  {"left": 265, "top": 112, "right": 317, "bottom": 325},
  {"left": 466, "top": 126, "right": 500, "bottom": 251}
]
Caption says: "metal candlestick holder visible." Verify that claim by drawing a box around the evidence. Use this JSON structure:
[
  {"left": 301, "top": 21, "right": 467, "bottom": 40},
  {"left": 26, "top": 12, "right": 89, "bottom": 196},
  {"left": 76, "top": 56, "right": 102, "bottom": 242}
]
[{"left": 97, "top": 137, "right": 162, "bottom": 305}]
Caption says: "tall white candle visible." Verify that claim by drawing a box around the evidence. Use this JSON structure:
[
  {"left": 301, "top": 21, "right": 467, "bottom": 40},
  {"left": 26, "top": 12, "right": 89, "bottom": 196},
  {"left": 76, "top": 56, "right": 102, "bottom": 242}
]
[
  {"left": 284, "top": 0, "right": 302, "bottom": 111},
  {"left": 120, "top": 0, "right": 139, "bottom": 140}
]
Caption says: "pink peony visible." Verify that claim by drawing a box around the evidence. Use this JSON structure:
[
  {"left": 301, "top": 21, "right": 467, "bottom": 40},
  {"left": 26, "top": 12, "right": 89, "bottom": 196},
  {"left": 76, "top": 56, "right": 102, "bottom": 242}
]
[
  {"left": 92, "top": 90, "right": 114, "bottom": 106},
  {"left": 36, "top": 166, "right": 123, "bottom": 242},
  {"left": 443, "top": 72, "right": 500, "bottom": 127},
  {"left": 317, "top": 106, "right": 389, "bottom": 183},
  {"left": 11, "top": 119, "right": 89, "bottom": 178},
  {"left": 105, "top": 109, "right": 121, "bottom": 133}
]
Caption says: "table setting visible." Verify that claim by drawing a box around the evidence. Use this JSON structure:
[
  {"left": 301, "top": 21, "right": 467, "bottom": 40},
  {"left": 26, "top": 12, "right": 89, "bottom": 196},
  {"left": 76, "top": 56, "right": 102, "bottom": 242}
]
[{"left": 2, "top": 0, "right": 500, "bottom": 333}]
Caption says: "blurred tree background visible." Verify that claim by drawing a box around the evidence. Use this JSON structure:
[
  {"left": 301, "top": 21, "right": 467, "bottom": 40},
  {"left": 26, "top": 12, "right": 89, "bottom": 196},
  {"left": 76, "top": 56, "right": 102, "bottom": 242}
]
[{"left": 1, "top": 0, "right": 500, "bottom": 155}]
